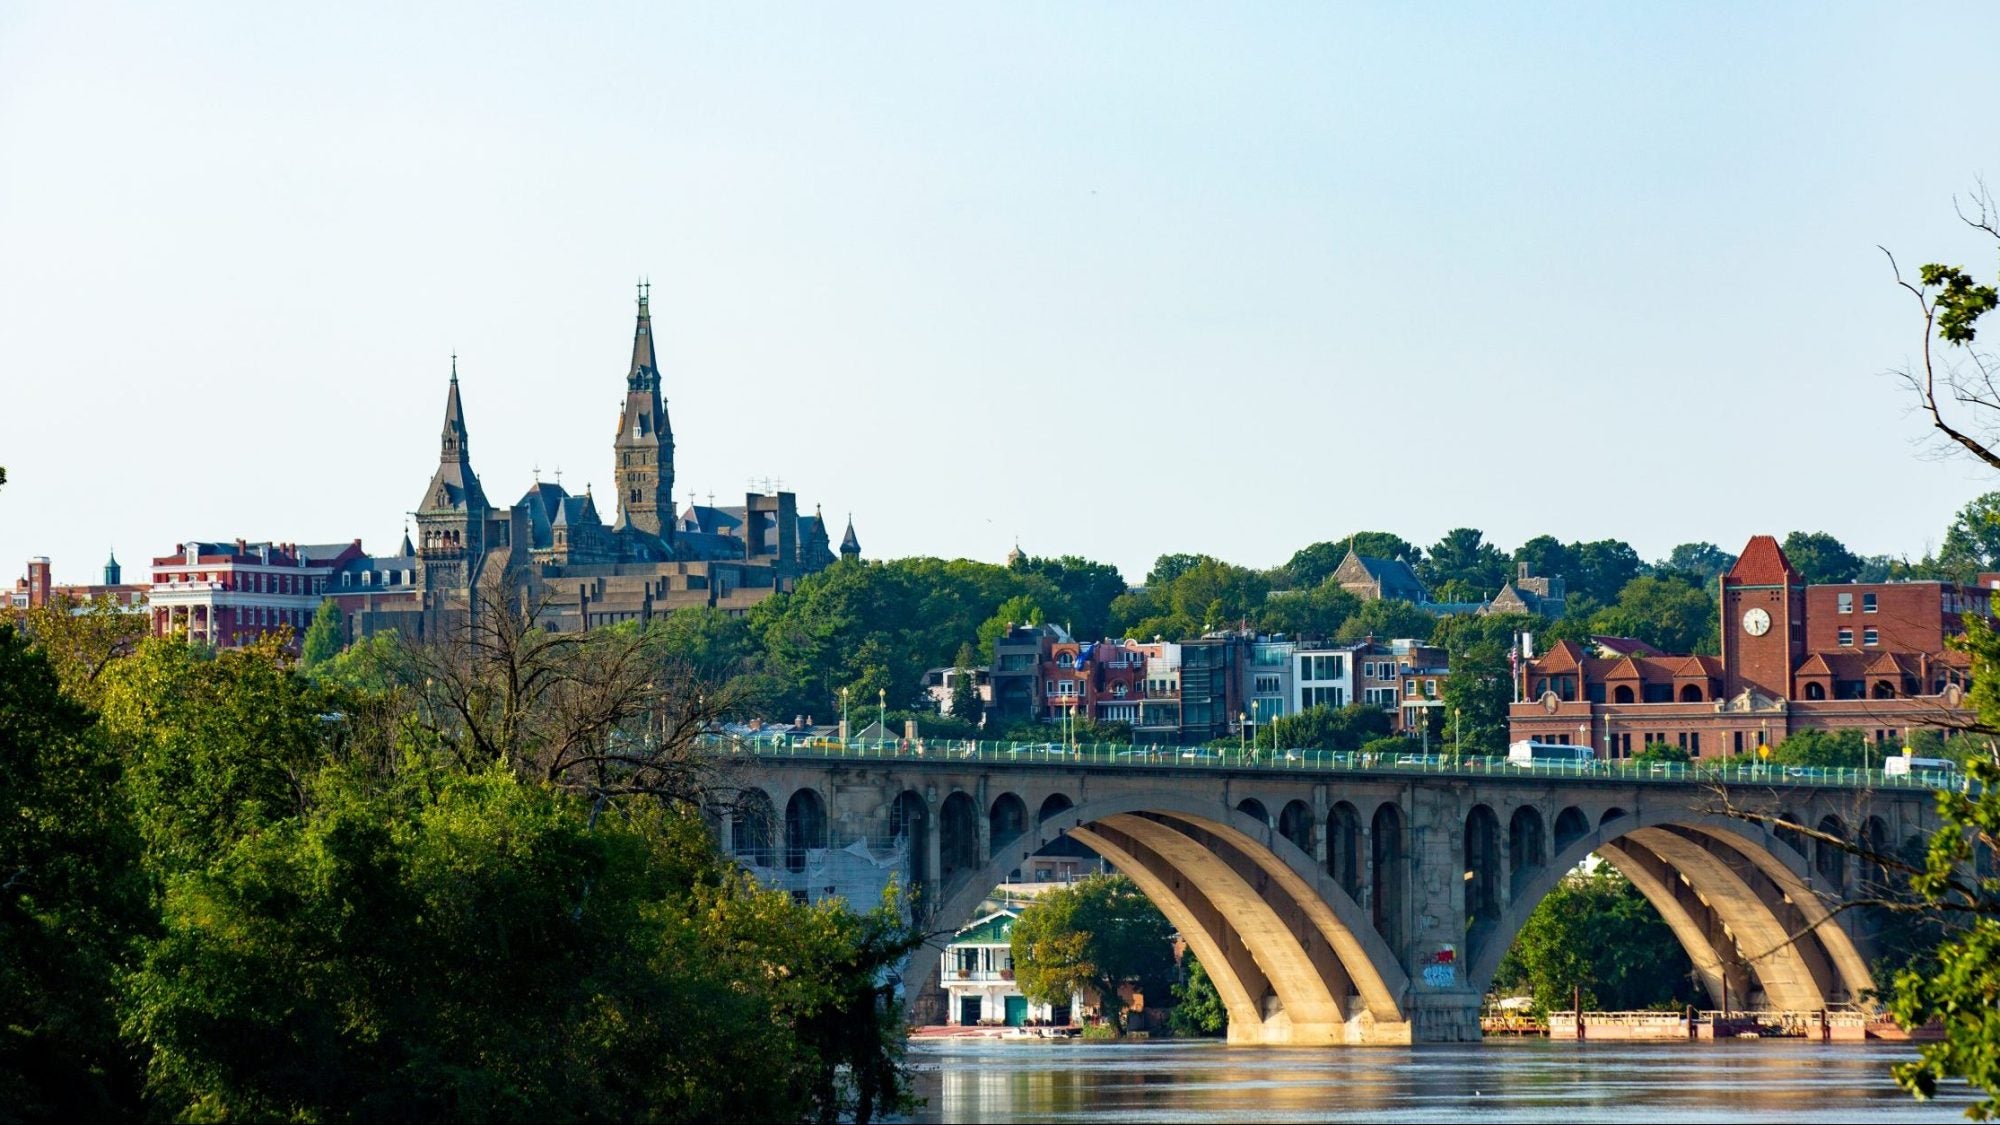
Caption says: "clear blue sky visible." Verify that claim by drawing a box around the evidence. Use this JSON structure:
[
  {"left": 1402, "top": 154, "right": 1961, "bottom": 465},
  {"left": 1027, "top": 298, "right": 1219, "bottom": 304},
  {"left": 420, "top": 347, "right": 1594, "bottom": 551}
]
[{"left": 4, "top": 4, "right": 1999, "bottom": 586}]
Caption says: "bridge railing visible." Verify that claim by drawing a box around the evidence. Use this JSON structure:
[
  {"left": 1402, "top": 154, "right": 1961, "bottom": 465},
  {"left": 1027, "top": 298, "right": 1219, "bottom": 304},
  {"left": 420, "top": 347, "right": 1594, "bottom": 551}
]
[{"left": 700, "top": 735, "right": 1964, "bottom": 790}]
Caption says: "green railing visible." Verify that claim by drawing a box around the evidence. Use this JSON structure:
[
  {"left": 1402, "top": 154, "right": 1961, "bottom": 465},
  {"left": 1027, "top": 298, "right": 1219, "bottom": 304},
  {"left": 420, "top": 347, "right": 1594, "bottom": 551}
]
[{"left": 701, "top": 736, "right": 1964, "bottom": 792}]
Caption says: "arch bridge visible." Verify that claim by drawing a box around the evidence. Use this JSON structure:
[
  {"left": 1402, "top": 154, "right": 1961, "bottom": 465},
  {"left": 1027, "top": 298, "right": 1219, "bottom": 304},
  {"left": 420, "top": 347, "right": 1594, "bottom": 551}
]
[{"left": 717, "top": 747, "right": 1939, "bottom": 1044}]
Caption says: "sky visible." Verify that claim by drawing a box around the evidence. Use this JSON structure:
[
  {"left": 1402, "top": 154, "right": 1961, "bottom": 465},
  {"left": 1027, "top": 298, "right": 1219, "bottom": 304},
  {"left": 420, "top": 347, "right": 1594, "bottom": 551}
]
[{"left": 5, "top": 4, "right": 2000, "bottom": 587}]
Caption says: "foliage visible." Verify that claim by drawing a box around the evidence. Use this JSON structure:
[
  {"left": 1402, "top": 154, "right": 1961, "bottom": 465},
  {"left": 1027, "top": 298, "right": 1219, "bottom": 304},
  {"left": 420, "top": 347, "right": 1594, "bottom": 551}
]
[
  {"left": 0, "top": 625, "right": 146, "bottom": 1121},
  {"left": 301, "top": 599, "right": 343, "bottom": 668},
  {"left": 1632, "top": 741, "right": 1691, "bottom": 765},
  {"left": 1009, "top": 555, "right": 1126, "bottom": 641},
  {"left": 1887, "top": 614, "right": 2000, "bottom": 1116},
  {"left": 1781, "top": 531, "right": 1862, "bottom": 585},
  {"left": 1009, "top": 875, "right": 1175, "bottom": 1034},
  {"left": 1660, "top": 541, "right": 1736, "bottom": 585},
  {"left": 126, "top": 762, "right": 918, "bottom": 1123},
  {"left": 1335, "top": 599, "right": 1436, "bottom": 644},
  {"left": 11, "top": 593, "right": 148, "bottom": 707},
  {"left": 1589, "top": 575, "right": 1718, "bottom": 655},
  {"left": 1938, "top": 492, "right": 2000, "bottom": 583},
  {"left": 1440, "top": 637, "right": 1511, "bottom": 757},
  {"left": 1255, "top": 581, "right": 1360, "bottom": 640},
  {"left": 1264, "top": 704, "right": 1392, "bottom": 753},
  {"left": 1167, "top": 953, "right": 1227, "bottom": 1037},
  {"left": 1421, "top": 528, "right": 1508, "bottom": 595},
  {"left": 949, "top": 651, "right": 982, "bottom": 723},
  {"left": 1768, "top": 728, "right": 1870, "bottom": 769},
  {"left": 1490, "top": 868, "right": 1697, "bottom": 1016}
]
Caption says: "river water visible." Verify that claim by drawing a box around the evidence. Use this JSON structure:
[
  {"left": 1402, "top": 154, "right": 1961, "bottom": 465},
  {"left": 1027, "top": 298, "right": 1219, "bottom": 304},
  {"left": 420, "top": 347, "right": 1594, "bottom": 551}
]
[{"left": 904, "top": 1037, "right": 1979, "bottom": 1122}]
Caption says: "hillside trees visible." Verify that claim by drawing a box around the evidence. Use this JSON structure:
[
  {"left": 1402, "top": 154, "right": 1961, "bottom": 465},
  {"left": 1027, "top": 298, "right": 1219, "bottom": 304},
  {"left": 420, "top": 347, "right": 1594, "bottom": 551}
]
[{"left": 1010, "top": 875, "right": 1175, "bottom": 1034}]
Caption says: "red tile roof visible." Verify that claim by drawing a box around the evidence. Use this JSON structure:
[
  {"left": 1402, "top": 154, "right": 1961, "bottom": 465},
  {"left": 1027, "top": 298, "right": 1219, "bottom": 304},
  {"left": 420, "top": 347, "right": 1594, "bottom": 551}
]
[{"left": 1727, "top": 535, "right": 1799, "bottom": 586}]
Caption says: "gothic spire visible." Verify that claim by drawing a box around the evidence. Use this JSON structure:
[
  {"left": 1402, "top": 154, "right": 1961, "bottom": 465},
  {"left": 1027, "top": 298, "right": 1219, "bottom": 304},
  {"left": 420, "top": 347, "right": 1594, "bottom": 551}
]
[
  {"left": 440, "top": 356, "right": 469, "bottom": 463},
  {"left": 840, "top": 514, "right": 861, "bottom": 558},
  {"left": 628, "top": 280, "right": 659, "bottom": 391}
]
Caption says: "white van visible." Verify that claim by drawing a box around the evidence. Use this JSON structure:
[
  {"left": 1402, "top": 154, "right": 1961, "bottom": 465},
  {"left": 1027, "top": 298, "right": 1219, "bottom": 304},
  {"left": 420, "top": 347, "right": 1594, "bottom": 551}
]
[
  {"left": 1884, "top": 755, "right": 1959, "bottom": 777},
  {"left": 1507, "top": 740, "right": 1597, "bottom": 767}
]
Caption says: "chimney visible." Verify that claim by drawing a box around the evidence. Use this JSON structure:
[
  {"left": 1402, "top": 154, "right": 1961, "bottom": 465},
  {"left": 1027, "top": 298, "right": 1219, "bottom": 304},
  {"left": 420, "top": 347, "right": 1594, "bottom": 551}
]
[
  {"left": 806, "top": 715, "right": 814, "bottom": 727},
  {"left": 1519, "top": 561, "right": 1529, "bottom": 581},
  {"left": 794, "top": 714, "right": 805, "bottom": 727}
]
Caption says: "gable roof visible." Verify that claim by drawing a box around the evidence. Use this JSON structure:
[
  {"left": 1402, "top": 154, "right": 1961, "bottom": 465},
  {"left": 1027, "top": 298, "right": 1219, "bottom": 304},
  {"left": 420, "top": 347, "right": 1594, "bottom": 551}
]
[{"left": 951, "top": 908, "right": 1022, "bottom": 946}]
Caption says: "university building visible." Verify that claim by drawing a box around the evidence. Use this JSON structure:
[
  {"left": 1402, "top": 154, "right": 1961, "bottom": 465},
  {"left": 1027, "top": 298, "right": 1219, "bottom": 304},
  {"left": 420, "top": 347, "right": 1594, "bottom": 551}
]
[
  {"left": 338, "top": 287, "right": 854, "bottom": 641},
  {"left": 1508, "top": 535, "right": 1987, "bottom": 757}
]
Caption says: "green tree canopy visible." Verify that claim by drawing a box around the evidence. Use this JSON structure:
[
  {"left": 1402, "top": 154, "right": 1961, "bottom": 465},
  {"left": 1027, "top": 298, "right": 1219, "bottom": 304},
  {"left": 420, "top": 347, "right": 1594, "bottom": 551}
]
[
  {"left": 1256, "top": 582, "right": 1360, "bottom": 640},
  {"left": 1660, "top": 541, "right": 1736, "bottom": 585},
  {"left": 301, "top": 598, "right": 343, "bottom": 668},
  {"left": 1167, "top": 953, "right": 1227, "bottom": 1038},
  {"left": 1264, "top": 704, "right": 1392, "bottom": 753},
  {"left": 1421, "top": 528, "right": 1509, "bottom": 595},
  {"left": 1009, "top": 875, "right": 1175, "bottom": 1033},
  {"left": 1335, "top": 599, "right": 1436, "bottom": 644},
  {"left": 1490, "top": 868, "right": 1698, "bottom": 1015},
  {"left": 1781, "top": 530, "right": 1863, "bottom": 585},
  {"left": 1588, "top": 575, "right": 1718, "bottom": 655}
]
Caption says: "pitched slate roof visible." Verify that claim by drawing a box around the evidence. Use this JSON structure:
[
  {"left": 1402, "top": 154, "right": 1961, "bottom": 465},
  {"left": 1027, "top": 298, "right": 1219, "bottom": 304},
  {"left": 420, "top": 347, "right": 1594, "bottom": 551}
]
[{"left": 951, "top": 909, "right": 1022, "bottom": 947}]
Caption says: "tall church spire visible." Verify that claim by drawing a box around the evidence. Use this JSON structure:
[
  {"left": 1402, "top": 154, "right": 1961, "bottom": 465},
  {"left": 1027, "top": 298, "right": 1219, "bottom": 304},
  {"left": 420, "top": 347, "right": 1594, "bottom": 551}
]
[
  {"left": 613, "top": 282, "right": 675, "bottom": 544},
  {"left": 440, "top": 353, "right": 469, "bottom": 463}
]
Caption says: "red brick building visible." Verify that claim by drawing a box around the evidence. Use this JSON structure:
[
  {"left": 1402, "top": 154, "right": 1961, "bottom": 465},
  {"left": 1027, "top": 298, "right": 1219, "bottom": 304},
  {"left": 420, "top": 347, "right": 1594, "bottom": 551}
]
[
  {"left": 1039, "top": 639, "right": 1151, "bottom": 726},
  {"left": 148, "top": 539, "right": 364, "bottom": 649},
  {"left": 1509, "top": 535, "right": 1984, "bottom": 758},
  {"left": 7, "top": 554, "right": 149, "bottom": 614}
]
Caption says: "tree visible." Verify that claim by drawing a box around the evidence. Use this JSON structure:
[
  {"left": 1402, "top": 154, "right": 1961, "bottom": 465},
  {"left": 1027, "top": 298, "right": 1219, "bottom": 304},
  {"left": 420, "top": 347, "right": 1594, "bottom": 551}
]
[
  {"left": 1145, "top": 553, "right": 1207, "bottom": 587},
  {"left": 1632, "top": 741, "right": 1691, "bottom": 765},
  {"left": 1872, "top": 198, "right": 2000, "bottom": 1115},
  {"left": 1782, "top": 531, "right": 1863, "bottom": 585},
  {"left": 1009, "top": 555, "right": 1127, "bottom": 640},
  {"left": 1440, "top": 638, "right": 1511, "bottom": 758},
  {"left": 12, "top": 593, "right": 148, "bottom": 707},
  {"left": 301, "top": 598, "right": 343, "bottom": 668},
  {"left": 949, "top": 644, "right": 981, "bottom": 722},
  {"left": 1660, "top": 542, "right": 1736, "bottom": 586},
  {"left": 124, "top": 763, "right": 919, "bottom": 1123},
  {"left": 0, "top": 625, "right": 146, "bottom": 1119},
  {"left": 1335, "top": 599, "right": 1435, "bottom": 644},
  {"left": 1421, "top": 528, "right": 1508, "bottom": 595},
  {"left": 1588, "top": 575, "right": 1718, "bottom": 655},
  {"left": 1256, "top": 582, "right": 1359, "bottom": 640},
  {"left": 1009, "top": 874, "right": 1175, "bottom": 1033},
  {"left": 1768, "top": 728, "right": 1869, "bottom": 769},
  {"left": 1490, "top": 868, "right": 1697, "bottom": 1015},
  {"left": 1569, "top": 539, "right": 1644, "bottom": 605},
  {"left": 976, "top": 595, "right": 1045, "bottom": 662},
  {"left": 1513, "top": 536, "right": 1580, "bottom": 588},
  {"left": 1264, "top": 704, "right": 1392, "bottom": 753},
  {"left": 1938, "top": 492, "right": 2000, "bottom": 582},
  {"left": 1167, "top": 952, "right": 1227, "bottom": 1037}
]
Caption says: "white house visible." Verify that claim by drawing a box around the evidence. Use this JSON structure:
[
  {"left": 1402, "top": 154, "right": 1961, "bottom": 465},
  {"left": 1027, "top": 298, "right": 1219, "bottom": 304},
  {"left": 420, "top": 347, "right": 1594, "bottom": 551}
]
[{"left": 940, "top": 908, "right": 1080, "bottom": 1027}]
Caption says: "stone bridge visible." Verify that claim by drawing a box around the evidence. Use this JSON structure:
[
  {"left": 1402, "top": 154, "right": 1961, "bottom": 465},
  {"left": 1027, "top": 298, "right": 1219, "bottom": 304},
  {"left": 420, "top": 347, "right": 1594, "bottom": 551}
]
[{"left": 714, "top": 746, "right": 1941, "bottom": 1044}]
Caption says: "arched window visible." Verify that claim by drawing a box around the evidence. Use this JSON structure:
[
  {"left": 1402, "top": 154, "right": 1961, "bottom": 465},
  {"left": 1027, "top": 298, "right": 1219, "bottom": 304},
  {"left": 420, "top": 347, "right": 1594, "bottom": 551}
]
[
  {"left": 1804, "top": 682, "right": 1826, "bottom": 700},
  {"left": 1871, "top": 681, "right": 1895, "bottom": 699},
  {"left": 1056, "top": 653, "right": 1075, "bottom": 668},
  {"left": 1679, "top": 684, "right": 1703, "bottom": 702},
  {"left": 1612, "top": 685, "right": 1635, "bottom": 704}
]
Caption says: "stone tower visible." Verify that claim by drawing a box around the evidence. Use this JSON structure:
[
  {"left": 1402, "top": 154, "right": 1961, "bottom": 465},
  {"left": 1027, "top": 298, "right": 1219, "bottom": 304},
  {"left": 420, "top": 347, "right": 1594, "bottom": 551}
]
[
  {"left": 414, "top": 359, "right": 492, "bottom": 593},
  {"left": 613, "top": 283, "right": 675, "bottom": 547}
]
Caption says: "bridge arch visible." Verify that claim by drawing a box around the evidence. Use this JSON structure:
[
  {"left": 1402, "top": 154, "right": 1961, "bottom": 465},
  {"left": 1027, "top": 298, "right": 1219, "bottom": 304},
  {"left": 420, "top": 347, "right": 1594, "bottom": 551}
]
[
  {"left": 783, "top": 787, "right": 827, "bottom": 873},
  {"left": 915, "top": 789, "right": 1414, "bottom": 1045},
  {"left": 989, "top": 792, "right": 1028, "bottom": 853},
  {"left": 1327, "top": 801, "right": 1362, "bottom": 899},
  {"left": 939, "top": 791, "right": 980, "bottom": 881},
  {"left": 1466, "top": 807, "right": 1876, "bottom": 1013},
  {"left": 1278, "top": 799, "right": 1315, "bottom": 855}
]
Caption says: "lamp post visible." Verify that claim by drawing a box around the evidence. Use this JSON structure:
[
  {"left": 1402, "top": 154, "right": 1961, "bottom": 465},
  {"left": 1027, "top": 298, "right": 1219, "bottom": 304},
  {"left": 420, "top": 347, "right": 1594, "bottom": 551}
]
[
  {"left": 841, "top": 686, "right": 849, "bottom": 745},
  {"left": 1239, "top": 712, "right": 1247, "bottom": 757},
  {"left": 878, "top": 687, "right": 886, "bottom": 749}
]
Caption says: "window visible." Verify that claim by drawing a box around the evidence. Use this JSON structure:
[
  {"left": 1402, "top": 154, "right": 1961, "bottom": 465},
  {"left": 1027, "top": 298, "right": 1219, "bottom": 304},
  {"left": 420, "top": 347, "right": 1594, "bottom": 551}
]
[
  {"left": 1837, "top": 592, "right": 1853, "bottom": 614},
  {"left": 1863, "top": 593, "right": 1877, "bottom": 613},
  {"left": 1838, "top": 628, "right": 1853, "bottom": 646},
  {"left": 1111, "top": 682, "right": 1128, "bottom": 697},
  {"left": 1424, "top": 679, "right": 1437, "bottom": 697},
  {"left": 1254, "top": 674, "right": 1282, "bottom": 695},
  {"left": 1056, "top": 653, "right": 1074, "bottom": 668},
  {"left": 1864, "top": 628, "right": 1879, "bottom": 646},
  {"left": 1404, "top": 681, "right": 1418, "bottom": 697}
]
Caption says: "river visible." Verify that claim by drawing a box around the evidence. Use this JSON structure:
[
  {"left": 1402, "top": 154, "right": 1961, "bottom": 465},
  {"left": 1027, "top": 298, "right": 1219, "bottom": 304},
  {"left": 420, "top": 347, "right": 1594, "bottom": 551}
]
[{"left": 904, "top": 1037, "right": 1979, "bottom": 1122}]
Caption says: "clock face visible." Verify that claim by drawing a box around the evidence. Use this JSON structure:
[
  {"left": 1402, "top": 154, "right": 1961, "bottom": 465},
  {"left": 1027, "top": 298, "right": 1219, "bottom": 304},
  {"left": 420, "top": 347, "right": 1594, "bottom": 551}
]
[{"left": 1742, "top": 608, "right": 1772, "bottom": 637}]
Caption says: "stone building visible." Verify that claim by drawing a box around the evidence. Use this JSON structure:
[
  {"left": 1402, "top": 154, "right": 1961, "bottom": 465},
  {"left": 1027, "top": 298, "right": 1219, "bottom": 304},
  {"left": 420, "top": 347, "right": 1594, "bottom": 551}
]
[{"left": 341, "top": 288, "right": 852, "bottom": 640}]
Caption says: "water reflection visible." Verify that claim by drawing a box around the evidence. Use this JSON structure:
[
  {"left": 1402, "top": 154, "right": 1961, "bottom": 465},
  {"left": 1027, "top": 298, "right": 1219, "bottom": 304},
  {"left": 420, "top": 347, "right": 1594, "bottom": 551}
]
[{"left": 907, "top": 1038, "right": 1978, "bottom": 1122}]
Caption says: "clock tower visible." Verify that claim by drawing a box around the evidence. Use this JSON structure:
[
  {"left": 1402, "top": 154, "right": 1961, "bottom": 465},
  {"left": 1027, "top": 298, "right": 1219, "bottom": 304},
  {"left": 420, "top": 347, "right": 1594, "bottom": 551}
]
[{"left": 1720, "top": 535, "right": 1805, "bottom": 701}]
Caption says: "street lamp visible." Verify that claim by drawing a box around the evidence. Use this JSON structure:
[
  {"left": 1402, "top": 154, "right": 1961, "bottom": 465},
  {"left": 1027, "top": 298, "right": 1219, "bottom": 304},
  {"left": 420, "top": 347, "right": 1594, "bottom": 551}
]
[
  {"left": 878, "top": 687, "right": 887, "bottom": 749},
  {"left": 1239, "top": 712, "right": 1247, "bottom": 756},
  {"left": 841, "top": 686, "right": 849, "bottom": 745}
]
